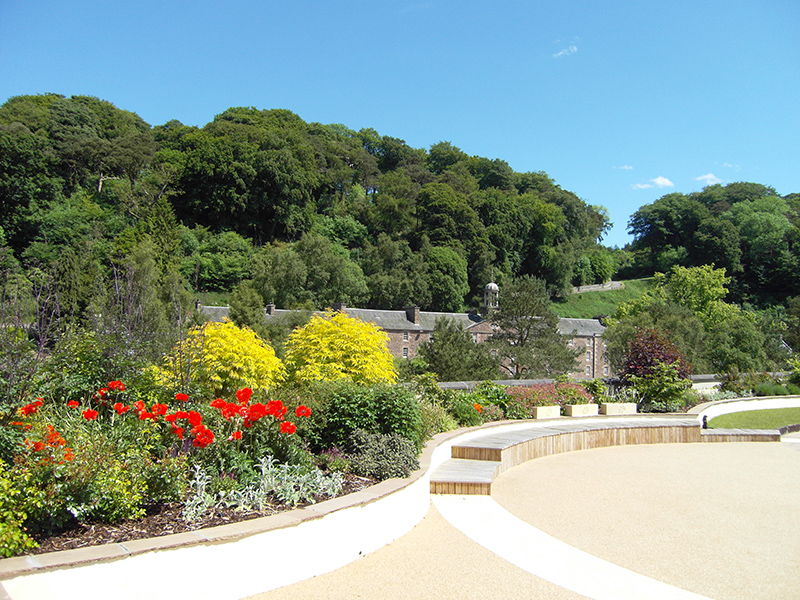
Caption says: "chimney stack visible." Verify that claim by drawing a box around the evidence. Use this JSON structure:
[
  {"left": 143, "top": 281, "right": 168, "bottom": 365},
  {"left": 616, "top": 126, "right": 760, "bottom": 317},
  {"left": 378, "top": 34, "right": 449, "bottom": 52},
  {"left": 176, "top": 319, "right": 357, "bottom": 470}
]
[{"left": 405, "top": 306, "right": 420, "bottom": 324}]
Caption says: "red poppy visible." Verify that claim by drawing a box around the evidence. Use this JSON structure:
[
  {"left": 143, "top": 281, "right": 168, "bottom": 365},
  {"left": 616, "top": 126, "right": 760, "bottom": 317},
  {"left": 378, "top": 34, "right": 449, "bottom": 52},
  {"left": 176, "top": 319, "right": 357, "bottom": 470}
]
[
  {"left": 295, "top": 405, "right": 312, "bottom": 418},
  {"left": 187, "top": 411, "right": 203, "bottom": 427},
  {"left": 210, "top": 398, "right": 226, "bottom": 409},
  {"left": 192, "top": 425, "right": 214, "bottom": 448},
  {"left": 171, "top": 425, "right": 184, "bottom": 440},
  {"left": 133, "top": 400, "right": 146, "bottom": 413},
  {"left": 139, "top": 411, "right": 155, "bottom": 420},
  {"left": 20, "top": 402, "right": 39, "bottom": 416},
  {"left": 82, "top": 409, "right": 99, "bottom": 421},
  {"left": 473, "top": 403, "right": 482, "bottom": 413},
  {"left": 175, "top": 392, "right": 189, "bottom": 402},
  {"left": 280, "top": 421, "right": 296, "bottom": 435},
  {"left": 67, "top": 400, "right": 80, "bottom": 409},
  {"left": 151, "top": 403, "right": 169, "bottom": 416},
  {"left": 236, "top": 388, "right": 253, "bottom": 405},
  {"left": 248, "top": 403, "right": 267, "bottom": 422},
  {"left": 113, "top": 402, "right": 130, "bottom": 415},
  {"left": 228, "top": 430, "right": 242, "bottom": 441},
  {"left": 108, "top": 380, "right": 125, "bottom": 391},
  {"left": 174, "top": 410, "right": 189, "bottom": 420}
]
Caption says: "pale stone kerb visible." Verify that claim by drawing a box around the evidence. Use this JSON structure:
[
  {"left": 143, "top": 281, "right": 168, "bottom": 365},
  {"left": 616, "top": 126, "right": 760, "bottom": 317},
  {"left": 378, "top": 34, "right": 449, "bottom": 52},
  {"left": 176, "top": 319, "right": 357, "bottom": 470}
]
[
  {"left": 0, "top": 421, "right": 507, "bottom": 581},
  {"left": 693, "top": 396, "right": 800, "bottom": 425}
]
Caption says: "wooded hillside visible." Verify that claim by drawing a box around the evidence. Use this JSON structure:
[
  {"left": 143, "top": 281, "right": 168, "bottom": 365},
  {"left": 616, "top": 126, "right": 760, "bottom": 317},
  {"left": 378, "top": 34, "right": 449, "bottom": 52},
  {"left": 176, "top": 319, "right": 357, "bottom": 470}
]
[{"left": 0, "top": 93, "right": 613, "bottom": 314}]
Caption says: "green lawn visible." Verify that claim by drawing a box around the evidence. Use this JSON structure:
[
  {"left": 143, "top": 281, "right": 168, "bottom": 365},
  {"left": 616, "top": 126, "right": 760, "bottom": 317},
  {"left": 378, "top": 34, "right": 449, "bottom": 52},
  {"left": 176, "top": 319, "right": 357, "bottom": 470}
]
[
  {"left": 553, "top": 278, "right": 655, "bottom": 319},
  {"left": 708, "top": 407, "right": 800, "bottom": 430}
]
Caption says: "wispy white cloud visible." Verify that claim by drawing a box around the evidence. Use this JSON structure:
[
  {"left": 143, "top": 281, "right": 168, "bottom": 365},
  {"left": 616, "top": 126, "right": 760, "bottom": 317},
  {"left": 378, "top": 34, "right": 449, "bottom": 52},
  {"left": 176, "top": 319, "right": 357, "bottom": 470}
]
[
  {"left": 614, "top": 165, "right": 634, "bottom": 170},
  {"left": 651, "top": 176, "right": 674, "bottom": 188},
  {"left": 722, "top": 162, "right": 740, "bottom": 170},
  {"left": 553, "top": 44, "right": 578, "bottom": 58},
  {"left": 695, "top": 173, "right": 722, "bottom": 185},
  {"left": 632, "top": 176, "right": 674, "bottom": 190}
]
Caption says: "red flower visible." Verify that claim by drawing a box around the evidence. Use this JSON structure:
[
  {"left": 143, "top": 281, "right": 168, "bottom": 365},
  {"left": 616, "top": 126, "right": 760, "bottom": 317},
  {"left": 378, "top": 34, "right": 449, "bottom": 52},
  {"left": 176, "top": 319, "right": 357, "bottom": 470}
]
[
  {"left": 228, "top": 430, "right": 242, "bottom": 441},
  {"left": 164, "top": 413, "right": 178, "bottom": 423},
  {"left": 96, "top": 387, "right": 109, "bottom": 399},
  {"left": 174, "top": 410, "right": 189, "bottom": 420},
  {"left": 139, "top": 411, "right": 155, "bottom": 420},
  {"left": 236, "top": 388, "right": 253, "bottom": 405},
  {"left": 192, "top": 425, "right": 214, "bottom": 448},
  {"left": 280, "top": 421, "right": 296, "bottom": 435},
  {"left": 151, "top": 403, "right": 169, "bottom": 416},
  {"left": 267, "top": 400, "right": 287, "bottom": 419},
  {"left": 82, "top": 409, "right": 99, "bottom": 421},
  {"left": 67, "top": 400, "right": 80, "bottom": 409},
  {"left": 248, "top": 403, "right": 267, "bottom": 422},
  {"left": 133, "top": 400, "right": 146, "bottom": 413},
  {"left": 187, "top": 411, "right": 203, "bottom": 427},
  {"left": 113, "top": 402, "right": 130, "bottom": 415},
  {"left": 210, "top": 398, "right": 226, "bottom": 409},
  {"left": 171, "top": 425, "right": 184, "bottom": 440},
  {"left": 27, "top": 439, "right": 45, "bottom": 452},
  {"left": 175, "top": 392, "right": 189, "bottom": 402},
  {"left": 295, "top": 405, "right": 312, "bottom": 418},
  {"left": 473, "top": 403, "right": 482, "bottom": 413},
  {"left": 20, "top": 400, "right": 42, "bottom": 416},
  {"left": 63, "top": 447, "right": 75, "bottom": 461},
  {"left": 108, "top": 380, "right": 125, "bottom": 391}
]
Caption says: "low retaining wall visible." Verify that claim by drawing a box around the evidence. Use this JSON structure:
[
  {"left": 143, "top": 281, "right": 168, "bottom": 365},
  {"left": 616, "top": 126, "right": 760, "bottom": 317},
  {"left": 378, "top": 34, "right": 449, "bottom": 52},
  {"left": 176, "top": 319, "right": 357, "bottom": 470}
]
[{"left": 690, "top": 395, "right": 800, "bottom": 424}]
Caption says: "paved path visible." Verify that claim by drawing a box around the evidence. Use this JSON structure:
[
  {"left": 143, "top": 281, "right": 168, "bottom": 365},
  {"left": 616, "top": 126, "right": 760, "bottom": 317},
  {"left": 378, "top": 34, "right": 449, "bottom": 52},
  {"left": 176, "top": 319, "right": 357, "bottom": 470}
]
[{"left": 251, "top": 441, "right": 800, "bottom": 600}]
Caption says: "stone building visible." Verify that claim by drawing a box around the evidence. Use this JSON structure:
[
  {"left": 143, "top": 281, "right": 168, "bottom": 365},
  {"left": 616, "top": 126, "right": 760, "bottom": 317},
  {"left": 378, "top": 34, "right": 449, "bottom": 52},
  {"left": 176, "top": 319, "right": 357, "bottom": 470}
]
[{"left": 199, "top": 287, "right": 610, "bottom": 380}]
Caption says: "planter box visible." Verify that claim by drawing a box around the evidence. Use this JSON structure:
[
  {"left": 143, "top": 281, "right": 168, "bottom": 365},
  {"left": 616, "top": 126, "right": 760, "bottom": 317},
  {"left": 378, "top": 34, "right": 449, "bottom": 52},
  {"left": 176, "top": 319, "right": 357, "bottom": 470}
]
[
  {"left": 600, "top": 402, "right": 638, "bottom": 415},
  {"left": 531, "top": 405, "right": 561, "bottom": 419},
  {"left": 565, "top": 403, "right": 599, "bottom": 417}
]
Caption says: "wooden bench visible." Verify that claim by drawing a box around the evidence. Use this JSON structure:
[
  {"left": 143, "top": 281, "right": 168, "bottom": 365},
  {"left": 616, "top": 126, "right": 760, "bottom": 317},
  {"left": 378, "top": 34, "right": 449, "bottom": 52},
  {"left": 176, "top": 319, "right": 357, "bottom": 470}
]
[{"left": 430, "top": 417, "right": 780, "bottom": 495}]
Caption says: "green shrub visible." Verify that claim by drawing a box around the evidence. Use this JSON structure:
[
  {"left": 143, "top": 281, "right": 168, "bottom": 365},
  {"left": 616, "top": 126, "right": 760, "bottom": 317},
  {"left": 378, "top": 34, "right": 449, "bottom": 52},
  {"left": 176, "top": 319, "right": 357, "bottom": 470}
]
[
  {"left": 627, "top": 361, "right": 692, "bottom": 412},
  {"left": 451, "top": 394, "right": 483, "bottom": 427},
  {"left": 417, "top": 397, "right": 458, "bottom": 441},
  {"left": 0, "top": 463, "right": 37, "bottom": 557},
  {"left": 294, "top": 380, "right": 423, "bottom": 451},
  {"left": 347, "top": 429, "right": 419, "bottom": 481}
]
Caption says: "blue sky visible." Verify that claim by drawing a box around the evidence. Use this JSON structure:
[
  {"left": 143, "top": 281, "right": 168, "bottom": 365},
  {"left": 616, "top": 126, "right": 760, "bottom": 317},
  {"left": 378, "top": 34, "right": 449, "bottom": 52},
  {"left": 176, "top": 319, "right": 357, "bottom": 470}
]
[{"left": 2, "top": 0, "right": 798, "bottom": 247}]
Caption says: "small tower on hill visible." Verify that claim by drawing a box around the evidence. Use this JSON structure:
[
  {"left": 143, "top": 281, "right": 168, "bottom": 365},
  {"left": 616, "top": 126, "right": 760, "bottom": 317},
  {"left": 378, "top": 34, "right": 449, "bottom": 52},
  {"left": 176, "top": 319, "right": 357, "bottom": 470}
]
[{"left": 482, "top": 280, "right": 499, "bottom": 315}]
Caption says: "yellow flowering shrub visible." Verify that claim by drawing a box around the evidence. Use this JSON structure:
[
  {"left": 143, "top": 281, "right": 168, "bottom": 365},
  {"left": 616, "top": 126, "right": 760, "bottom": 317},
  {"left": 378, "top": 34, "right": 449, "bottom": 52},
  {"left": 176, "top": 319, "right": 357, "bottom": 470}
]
[
  {"left": 159, "top": 320, "right": 285, "bottom": 394},
  {"left": 284, "top": 311, "right": 397, "bottom": 384}
]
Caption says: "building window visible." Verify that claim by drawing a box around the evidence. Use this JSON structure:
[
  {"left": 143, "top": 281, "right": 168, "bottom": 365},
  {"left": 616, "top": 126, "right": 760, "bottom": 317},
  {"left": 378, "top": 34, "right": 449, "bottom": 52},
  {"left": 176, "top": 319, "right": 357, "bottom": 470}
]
[
  {"left": 402, "top": 347, "right": 409, "bottom": 359},
  {"left": 429, "top": 333, "right": 434, "bottom": 342},
  {"left": 586, "top": 351, "right": 592, "bottom": 361},
  {"left": 603, "top": 366, "right": 609, "bottom": 376},
  {"left": 472, "top": 333, "right": 478, "bottom": 343},
  {"left": 403, "top": 331, "right": 409, "bottom": 342},
  {"left": 585, "top": 365, "right": 591, "bottom": 376}
]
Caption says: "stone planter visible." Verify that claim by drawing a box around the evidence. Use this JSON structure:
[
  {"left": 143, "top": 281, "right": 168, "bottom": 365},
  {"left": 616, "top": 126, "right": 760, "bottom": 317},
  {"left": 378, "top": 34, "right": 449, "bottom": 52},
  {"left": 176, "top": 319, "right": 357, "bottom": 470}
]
[
  {"left": 565, "top": 403, "right": 599, "bottom": 417},
  {"left": 531, "top": 405, "right": 561, "bottom": 419},
  {"left": 600, "top": 402, "right": 638, "bottom": 415}
]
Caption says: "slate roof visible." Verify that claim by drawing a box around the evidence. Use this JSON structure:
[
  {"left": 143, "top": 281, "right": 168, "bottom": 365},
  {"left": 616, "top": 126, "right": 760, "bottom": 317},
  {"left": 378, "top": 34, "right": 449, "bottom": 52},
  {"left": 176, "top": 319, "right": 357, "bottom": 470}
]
[
  {"left": 557, "top": 317, "right": 606, "bottom": 337},
  {"left": 199, "top": 306, "right": 604, "bottom": 337}
]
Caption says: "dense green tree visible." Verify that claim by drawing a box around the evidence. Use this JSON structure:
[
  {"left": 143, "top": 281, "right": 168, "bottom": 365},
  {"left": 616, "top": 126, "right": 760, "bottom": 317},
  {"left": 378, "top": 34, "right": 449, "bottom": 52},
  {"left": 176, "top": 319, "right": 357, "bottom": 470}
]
[
  {"left": 228, "top": 281, "right": 267, "bottom": 332},
  {"left": 423, "top": 246, "right": 469, "bottom": 312},
  {"left": 489, "top": 276, "right": 579, "bottom": 378},
  {"left": 418, "top": 317, "right": 499, "bottom": 382},
  {"left": 0, "top": 128, "right": 63, "bottom": 251},
  {"left": 360, "top": 235, "right": 430, "bottom": 309}
]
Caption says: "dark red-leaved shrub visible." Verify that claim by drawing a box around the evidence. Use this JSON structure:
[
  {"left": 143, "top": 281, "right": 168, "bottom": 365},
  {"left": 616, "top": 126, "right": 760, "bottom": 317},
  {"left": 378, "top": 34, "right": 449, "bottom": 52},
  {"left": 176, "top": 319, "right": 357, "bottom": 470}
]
[{"left": 619, "top": 328, "right": 691, "bottom": 380}]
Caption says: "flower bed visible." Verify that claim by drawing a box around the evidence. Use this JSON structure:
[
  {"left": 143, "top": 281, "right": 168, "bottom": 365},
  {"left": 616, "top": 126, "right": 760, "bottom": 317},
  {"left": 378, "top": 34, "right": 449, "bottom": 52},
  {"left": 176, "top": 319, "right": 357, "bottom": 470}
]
[{"left": 505, "top": 382, "right": 594, "bottom": 417}]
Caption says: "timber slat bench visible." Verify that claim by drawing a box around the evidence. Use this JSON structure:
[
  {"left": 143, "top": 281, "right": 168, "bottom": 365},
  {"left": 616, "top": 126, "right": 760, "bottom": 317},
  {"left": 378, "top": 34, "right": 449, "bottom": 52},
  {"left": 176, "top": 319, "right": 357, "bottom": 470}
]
[{"left": 430, "top": 416, "right": 782, "bottom": 495}]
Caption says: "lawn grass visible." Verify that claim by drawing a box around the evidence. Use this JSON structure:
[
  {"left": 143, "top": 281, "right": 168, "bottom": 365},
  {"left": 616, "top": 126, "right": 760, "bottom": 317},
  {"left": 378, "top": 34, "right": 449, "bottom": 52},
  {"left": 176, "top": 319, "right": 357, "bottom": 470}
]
[
  {"left": 708, "top": 407, "right": 800, "bottom": 430},
  {"left": 553, "top": 278, "right": 655, "bottom": 319}
]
